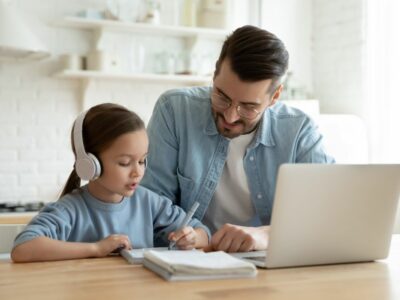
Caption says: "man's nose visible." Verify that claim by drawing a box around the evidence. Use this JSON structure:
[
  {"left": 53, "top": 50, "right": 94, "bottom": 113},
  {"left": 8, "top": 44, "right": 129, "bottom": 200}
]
[{"left": 223, "top": 105, "right": 241, "bottom": 123}]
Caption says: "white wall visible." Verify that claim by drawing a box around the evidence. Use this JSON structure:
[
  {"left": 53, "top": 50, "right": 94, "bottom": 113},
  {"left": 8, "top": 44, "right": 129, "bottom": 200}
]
[
  {"left": 0, "top": 0, "right": 259, "bottom": 204},
  {"left": 0, "top": 0, "right": 203, "bottom": 203},
  {"left": 1, "top": 0, "right": 390, "bottom": 205},
  {"left": 259, "top": 0, "right": 367, "bottom": 115},
  {"left": 312, "top": 0, "right": 366, "bottom": 116},
  {"left": 260, "top": 0, "right": 313, "bottom": 98}
]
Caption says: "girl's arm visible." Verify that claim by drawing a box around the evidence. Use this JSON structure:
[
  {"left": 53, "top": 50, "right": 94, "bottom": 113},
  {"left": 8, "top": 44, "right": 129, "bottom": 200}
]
[{"left": 11, "top": 234, "right": 131, "bottom": 263}]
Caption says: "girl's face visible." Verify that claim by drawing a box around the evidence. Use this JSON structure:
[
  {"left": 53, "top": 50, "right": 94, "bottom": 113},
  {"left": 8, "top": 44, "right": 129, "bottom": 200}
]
[{"left": 88, "top": 129, "right": 148, "bottom": 203}]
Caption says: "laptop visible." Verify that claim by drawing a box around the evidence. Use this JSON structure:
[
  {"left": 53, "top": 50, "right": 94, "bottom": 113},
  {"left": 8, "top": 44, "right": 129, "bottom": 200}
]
[{"left": 235, "top": 164, "right": 400, "bottom": 268}]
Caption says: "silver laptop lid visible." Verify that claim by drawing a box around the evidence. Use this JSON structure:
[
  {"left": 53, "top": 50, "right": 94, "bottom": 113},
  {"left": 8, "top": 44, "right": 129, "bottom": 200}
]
[{"left": 266, "top": 164, "right": 400, "bottom": 268}]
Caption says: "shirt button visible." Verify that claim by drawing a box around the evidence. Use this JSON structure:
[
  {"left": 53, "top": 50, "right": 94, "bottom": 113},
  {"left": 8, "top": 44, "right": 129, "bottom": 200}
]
[
  {"left": 257, "top": 194, "right": 262, "bottom": 199},
  {"left": 250, "top": 156, "right": 254, "bottom": 161}
]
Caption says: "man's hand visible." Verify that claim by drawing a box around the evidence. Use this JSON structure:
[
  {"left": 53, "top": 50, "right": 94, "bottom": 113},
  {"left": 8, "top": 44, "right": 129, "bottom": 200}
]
[{"left": 206, "top": 224, "right": 270, "bottom": 252}]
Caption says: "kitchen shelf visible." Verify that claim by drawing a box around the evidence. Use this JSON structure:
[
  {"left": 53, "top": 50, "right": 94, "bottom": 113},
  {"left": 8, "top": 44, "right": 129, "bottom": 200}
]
[
  {"left": 54, "top": 70, "right": 212, "bottom": 84},
  {"left": 54, "top": 16, "right": 229, "bottom": 40},
  {"left": 52, "top": 16, "right": 223, "bottom": 104}
]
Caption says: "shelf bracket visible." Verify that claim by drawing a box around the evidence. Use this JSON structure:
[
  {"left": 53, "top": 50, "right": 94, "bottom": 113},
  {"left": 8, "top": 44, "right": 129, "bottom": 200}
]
[
  {"left": 93, "top": 28, "right": 107, "bottom": 50},
  {"left": 184, "top": 36, "right": 200, "bottom": 53},
  {"left": 80, "top": 78, "right": 94, "bottom": 110}
]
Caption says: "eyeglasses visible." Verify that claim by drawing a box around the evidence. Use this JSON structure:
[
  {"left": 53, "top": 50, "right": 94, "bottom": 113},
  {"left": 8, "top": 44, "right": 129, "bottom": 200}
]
[{"left": 211, "top": 92, "right": 262, "bottom": 120}]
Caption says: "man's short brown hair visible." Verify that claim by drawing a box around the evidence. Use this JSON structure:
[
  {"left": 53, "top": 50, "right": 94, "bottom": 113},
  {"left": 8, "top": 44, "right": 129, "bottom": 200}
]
[{"left": 214, "top": 25, "right": 289, "bottom": 93}]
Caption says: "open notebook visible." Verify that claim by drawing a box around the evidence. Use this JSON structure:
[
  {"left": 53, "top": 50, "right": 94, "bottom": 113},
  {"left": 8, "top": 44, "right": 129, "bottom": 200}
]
[
  {"left": 120, "top": 247, "right": 169, "bottom": 264},
  {"left": 121, "top": 247, "right": 267, "bottom": 267},
  {"left": 142, "top": 250, "right": 257, "bottom": 281}
]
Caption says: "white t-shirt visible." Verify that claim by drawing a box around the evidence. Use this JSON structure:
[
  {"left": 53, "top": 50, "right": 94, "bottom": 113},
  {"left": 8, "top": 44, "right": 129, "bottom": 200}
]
[{"left": 203, "top": 131, "right": 256, "bottom": 233}]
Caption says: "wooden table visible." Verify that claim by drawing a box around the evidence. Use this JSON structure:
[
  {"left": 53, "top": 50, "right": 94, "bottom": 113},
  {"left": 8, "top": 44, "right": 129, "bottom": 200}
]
[
  {"left": 1, "top": 235, "right": 399, "bottom": 300},
  {"left": 0, "top": 212, "right": 36, "bottom": 224}
]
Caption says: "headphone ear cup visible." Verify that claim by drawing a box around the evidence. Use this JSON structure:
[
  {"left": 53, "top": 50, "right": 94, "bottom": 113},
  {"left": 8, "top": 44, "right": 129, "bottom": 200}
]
[
  {"left": 75, "top": 153, "right": 101, "bottom": 181},
  {"left": 88, "top": 153, "right": 101, "bottom": 179}
]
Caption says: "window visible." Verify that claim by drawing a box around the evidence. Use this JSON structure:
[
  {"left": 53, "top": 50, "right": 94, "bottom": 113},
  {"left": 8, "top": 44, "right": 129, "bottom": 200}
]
[{"left": 366, "top": 0, "right": 400, "bottom": 163}]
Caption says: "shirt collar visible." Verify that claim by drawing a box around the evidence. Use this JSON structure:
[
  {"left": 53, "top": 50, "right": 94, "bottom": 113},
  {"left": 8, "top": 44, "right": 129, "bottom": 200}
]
[
  {"left": 204, "top": 89, "right": 220, "bottom": 136},
  {"left": 204, "top": 105, "right": 219, "bottom": 135},
  {"left": 252, "top": 108, "right": 276, "bottom": 147}
]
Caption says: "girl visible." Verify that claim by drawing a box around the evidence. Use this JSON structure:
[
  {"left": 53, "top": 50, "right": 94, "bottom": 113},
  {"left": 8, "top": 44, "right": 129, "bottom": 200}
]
[{"left": 11, "top": 103, "right": 210, "bottom": 262}]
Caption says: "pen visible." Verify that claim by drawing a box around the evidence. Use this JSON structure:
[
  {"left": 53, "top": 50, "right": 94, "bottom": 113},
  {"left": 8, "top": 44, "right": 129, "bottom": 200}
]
[{"left": 168, "top": 201, "right": 200, "bottom": 250}]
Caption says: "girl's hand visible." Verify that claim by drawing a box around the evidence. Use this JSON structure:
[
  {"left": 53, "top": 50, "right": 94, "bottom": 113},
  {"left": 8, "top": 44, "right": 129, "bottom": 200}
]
[
  {"left": 94, "top": 234, "right": 132, "bottom": 257},
  {"left": 168, "top": 226, "right": 197, "bottom": 250}
]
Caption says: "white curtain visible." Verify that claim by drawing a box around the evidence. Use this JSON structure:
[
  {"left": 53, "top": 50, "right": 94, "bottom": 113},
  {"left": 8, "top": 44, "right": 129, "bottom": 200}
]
[{"left": 366, "top": 0, "right": 400, "bottom": 163}]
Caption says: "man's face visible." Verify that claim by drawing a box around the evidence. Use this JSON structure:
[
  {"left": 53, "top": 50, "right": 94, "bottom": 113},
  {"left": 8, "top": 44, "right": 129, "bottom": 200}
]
[{"left": 211, "top": 59, "right": 282, "bottom": 139}]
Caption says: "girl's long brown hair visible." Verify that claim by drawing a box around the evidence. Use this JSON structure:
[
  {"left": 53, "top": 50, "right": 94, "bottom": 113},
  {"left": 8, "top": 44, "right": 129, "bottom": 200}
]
[{"left": 60, "top": 103, "right": 145, "bottom": 197}]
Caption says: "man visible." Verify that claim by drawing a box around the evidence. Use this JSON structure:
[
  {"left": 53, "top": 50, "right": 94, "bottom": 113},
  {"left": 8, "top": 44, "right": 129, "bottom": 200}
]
[{"left": 141, "top": 25, "right": 334, "bottom": 252}]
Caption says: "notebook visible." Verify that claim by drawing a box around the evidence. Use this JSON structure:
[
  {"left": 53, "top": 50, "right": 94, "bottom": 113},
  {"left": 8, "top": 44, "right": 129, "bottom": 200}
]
[
  {"left": 120, "top": 247, "right": 169, "bottom": 264},
  {"left": 236, "top": 164, "right": 400, "bottom": 268},
  {"left": 142, "top": 250, "right": 257, "bottom": 281},
  {"left": 121, "top": 247, "right": 266, "bottom": 265}
]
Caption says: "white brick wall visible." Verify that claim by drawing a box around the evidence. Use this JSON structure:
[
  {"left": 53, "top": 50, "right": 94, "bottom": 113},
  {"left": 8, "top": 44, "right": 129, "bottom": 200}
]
[
  {"left": 0, "top": 0, "right": 218, "bottom": 204},
  {"left": 260, "top": 0, "right": 313, "bottom": 98},
  {"left": 3, "top": 0, "right": 364, "bottom": 205},
  {"left": 312, "top": 0, "right": 366, "bottom": 115}
]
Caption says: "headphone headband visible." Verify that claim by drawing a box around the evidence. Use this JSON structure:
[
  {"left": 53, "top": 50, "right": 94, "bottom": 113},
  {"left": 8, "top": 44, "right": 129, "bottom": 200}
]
[
  {"left": 73, "top": 111, "right": 88, "bottom": 159},
  {"left": 73, "top": 110, "right": 101, "bottom": 181}
]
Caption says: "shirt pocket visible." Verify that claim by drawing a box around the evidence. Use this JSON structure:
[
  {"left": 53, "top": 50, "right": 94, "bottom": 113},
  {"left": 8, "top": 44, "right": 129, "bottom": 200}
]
[{"left": 177, "top": 168, "right": 194, "bottom": 203}]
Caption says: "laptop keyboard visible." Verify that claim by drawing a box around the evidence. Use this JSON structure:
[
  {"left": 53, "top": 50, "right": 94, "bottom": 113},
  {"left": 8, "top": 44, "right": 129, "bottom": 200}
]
[{"left": 246, "top": 256, "right": 266, "bottom": 262}]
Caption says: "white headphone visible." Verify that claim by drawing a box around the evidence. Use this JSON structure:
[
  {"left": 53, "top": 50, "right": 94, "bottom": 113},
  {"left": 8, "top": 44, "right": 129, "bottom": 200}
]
[{"left": 73, "top": 110, "right": 101, "bottom": 181}]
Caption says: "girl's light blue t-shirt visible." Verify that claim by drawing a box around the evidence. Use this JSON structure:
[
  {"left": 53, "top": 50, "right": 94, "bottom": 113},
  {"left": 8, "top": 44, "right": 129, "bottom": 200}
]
[{"left": 13, "top": 185, "right": 210, "bottom": 248}]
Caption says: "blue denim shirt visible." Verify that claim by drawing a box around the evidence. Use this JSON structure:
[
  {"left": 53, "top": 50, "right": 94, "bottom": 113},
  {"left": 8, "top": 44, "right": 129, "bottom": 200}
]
[{"left": 142, "top": 86, "right": 335, "bottom": 234}]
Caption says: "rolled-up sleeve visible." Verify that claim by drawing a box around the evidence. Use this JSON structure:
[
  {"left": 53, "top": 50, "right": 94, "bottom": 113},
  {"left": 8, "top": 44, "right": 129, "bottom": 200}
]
[{"left": 152, "top": 195, "right": 211, "bottom": 245}]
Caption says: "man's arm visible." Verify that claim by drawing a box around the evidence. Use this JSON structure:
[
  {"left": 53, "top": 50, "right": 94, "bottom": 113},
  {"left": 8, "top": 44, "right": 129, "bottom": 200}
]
[
  {"left": 141, "top": 95, "right": 180, "bottom": 201},
  {"left": 295, "top": 117, "right": 335, "bottom": 163}
]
